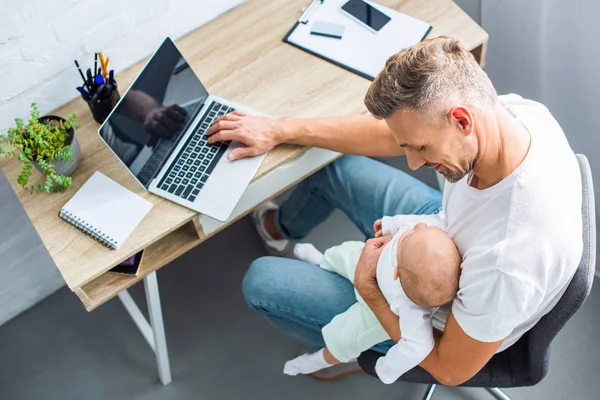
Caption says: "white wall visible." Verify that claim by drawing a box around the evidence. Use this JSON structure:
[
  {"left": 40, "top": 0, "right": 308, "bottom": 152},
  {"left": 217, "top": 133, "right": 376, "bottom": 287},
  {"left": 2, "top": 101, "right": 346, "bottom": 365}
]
[
  {"left": 0, "top": 0, "right": 243, "bottom": 325},
  {"left": 481, "top": 0, "right": 600, "bottom": 273},
  {"left": 453, "top": 0, "right": 480, "bottom": 25},
  {"left": 0, "top": 0, "right": 244, "bottom": 132}
]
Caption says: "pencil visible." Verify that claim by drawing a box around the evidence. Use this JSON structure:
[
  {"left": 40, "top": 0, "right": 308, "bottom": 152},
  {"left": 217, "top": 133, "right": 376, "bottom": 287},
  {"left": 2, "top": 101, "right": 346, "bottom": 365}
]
[
  {"left": 74, "top": 60, "right": 91, "bottom": 92},
  {"left": 98, "top": 52, "right": 106, "bottom": 79}
]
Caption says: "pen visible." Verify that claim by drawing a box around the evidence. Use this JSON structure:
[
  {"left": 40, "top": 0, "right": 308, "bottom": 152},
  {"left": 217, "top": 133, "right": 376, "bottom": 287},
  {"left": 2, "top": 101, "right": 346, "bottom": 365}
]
[
  {"left": 86, "top": 68, "right": 97, "bottom": 95},
  {"left": 76, "top": 86, "right": 90, "bottom": 101},
  {"left": 74, "top": 60, "right": 92, "bottom": 92},
  {"left": 94, "top": 53, "right": 98, "bottom": 76},
  {"left": 109, "top": 69, "right": 114, "bottom": 84}
]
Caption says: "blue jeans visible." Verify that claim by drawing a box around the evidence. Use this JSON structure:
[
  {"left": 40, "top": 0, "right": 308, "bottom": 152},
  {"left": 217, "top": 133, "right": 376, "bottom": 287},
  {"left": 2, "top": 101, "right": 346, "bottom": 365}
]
[{"left": 242, "top": 155, "right": 442, "bottom": 354}]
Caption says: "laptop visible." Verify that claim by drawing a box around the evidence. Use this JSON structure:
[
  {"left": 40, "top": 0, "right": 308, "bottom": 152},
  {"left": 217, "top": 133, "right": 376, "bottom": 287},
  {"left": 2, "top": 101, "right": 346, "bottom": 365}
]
[{"left": 99, "top": 38, "right": 266, "bottom": 222}]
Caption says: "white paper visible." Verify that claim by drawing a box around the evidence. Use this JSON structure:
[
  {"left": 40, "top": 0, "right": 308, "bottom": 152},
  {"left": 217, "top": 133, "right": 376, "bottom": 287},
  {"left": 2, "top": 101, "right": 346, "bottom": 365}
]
[{"left": 287, "top": 0, "right": 431, "bottom": 79}]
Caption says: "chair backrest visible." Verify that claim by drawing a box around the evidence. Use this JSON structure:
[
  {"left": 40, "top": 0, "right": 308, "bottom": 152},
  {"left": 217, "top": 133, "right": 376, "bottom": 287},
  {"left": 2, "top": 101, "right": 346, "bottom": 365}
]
[{"left": 526, "top": 153, "right": 596, "bottom": 384}]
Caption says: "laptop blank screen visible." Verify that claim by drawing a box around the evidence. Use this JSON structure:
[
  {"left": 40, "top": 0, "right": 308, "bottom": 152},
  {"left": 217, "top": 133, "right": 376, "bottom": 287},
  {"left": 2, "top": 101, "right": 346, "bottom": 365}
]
[{"left": 99, "top": 38, "right": 209, "bottom": 188}]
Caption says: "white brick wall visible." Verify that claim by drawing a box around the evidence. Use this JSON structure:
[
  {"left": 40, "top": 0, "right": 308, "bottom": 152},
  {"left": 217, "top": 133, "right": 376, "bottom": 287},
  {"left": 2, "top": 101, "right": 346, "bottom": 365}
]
[
  {"left": 0, "top": 0, "right": 244, "bottom": 132},
  {"left": 0, "top": 0, "right": 244, "bottom": 324}
]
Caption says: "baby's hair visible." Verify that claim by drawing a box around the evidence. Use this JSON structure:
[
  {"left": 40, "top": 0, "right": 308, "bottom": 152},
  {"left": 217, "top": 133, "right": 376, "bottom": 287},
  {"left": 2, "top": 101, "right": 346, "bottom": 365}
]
[{"left": 397, "top": 228, "right": 461, "bottom": 308}]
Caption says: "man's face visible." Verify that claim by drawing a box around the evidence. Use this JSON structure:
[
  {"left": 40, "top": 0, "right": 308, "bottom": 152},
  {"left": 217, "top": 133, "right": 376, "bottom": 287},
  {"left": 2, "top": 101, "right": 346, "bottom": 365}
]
[{"left": 385, "top": 109, "right": 478, "bottom": 183}]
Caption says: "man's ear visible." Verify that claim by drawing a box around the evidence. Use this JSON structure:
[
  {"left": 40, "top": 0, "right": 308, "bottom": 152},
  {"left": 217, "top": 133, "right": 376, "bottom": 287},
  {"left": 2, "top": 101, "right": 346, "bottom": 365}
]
[{"left": 448, "top": 106, "right": 474, "bottom": 137}]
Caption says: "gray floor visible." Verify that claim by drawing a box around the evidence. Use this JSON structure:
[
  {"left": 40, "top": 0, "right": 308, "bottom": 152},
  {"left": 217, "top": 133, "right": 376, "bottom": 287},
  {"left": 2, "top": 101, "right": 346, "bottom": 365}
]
[{"left": 0, "top": 158, "right": 598, "bottom": 400}]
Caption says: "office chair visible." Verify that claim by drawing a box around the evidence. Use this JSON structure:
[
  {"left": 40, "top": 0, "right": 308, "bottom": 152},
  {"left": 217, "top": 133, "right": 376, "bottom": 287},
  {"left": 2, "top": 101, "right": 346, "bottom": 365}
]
[{"left": 357, "top": 154, "right": 596, "bottom": 400}]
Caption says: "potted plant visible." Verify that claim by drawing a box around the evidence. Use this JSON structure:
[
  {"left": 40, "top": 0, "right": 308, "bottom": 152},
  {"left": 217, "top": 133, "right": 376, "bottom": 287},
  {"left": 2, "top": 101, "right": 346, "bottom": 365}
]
[{"left": 0, "top": 103, "right": 81, "bottom": 193}]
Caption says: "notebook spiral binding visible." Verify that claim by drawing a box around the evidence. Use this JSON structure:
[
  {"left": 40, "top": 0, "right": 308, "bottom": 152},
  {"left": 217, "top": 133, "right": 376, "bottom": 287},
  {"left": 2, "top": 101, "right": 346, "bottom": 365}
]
[{"left": 59, "top": 209, "right": 119, "bottom": 250}]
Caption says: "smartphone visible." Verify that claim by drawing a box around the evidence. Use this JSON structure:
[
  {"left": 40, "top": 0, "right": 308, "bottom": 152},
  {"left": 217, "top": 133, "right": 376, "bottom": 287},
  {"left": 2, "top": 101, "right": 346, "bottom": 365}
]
[
  {"left": 110, "top": 250, "right": 144, "bottom": 276},
  {"left": 340, "top": 0, "right": 391, "bottom": 33}
]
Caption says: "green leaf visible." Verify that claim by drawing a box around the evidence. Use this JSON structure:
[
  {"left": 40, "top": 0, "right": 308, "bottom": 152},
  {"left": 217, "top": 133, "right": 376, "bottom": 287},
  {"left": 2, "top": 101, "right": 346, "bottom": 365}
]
[
  {"left": 30, "top": 103, "right": 40, "bottom": 121},
  {"left": 17, "top": 159, "right": 32, "bottom": 188},
  {"left": 37, "top": 158, "right": 55, "bottom": 175},
  {"left": 42, "top": 175, "right": 53, "bottom": 193},
  {"left": 54, "top": 146, "right": 72, "bottom": 162},
  {"left": 51, "top": 175, "right": 72, "bottom": 192}
]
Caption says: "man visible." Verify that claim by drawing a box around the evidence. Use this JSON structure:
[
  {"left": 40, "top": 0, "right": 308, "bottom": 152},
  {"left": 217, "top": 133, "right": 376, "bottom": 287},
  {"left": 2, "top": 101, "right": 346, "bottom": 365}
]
[{"left": 206, "top": 36, "right": 582, "bottom": 385}]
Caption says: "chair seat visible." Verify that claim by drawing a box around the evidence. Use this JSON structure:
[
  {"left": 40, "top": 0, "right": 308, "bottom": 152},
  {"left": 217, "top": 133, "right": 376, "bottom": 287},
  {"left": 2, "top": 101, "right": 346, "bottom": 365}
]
[{"left": 357, "top": 333, "right": 540, "bottom": 387}]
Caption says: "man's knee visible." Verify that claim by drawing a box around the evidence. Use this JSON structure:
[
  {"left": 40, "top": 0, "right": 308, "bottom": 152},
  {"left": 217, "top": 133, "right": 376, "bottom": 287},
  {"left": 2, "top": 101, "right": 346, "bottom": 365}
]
[{"left": 242, "top": 256, "right": 279, "bottom": 312}]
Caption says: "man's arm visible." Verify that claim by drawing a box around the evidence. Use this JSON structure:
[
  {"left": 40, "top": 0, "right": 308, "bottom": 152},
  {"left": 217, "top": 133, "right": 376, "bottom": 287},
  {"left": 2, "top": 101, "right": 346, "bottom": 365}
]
[
  {"left": 420, "top": 313, "right": 504, "bottom": 385},
  {"left": 358, "top": 282, "right": 503, "bottom": 386},
  {"left": 206, "top": 113, "right": 405, "bottom": 160},
  {"left": 282, "top": 114, "right": 403, "bottom": 156}
]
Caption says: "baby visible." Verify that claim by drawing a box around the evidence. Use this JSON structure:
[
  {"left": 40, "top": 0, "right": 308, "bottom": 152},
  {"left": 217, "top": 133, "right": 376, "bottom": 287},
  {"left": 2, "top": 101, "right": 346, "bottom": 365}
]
[{"left": 283, "top": 214, "right": 461, "bottom": 384}]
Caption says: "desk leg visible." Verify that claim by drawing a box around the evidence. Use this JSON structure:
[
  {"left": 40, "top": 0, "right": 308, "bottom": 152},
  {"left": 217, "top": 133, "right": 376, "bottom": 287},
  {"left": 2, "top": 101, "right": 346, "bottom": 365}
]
[
  {"left": 117, "top": 271, "right": 172, "bottom": 386},
  {"left": 144, "top": 272, "right": 172, "bottom": 386}
]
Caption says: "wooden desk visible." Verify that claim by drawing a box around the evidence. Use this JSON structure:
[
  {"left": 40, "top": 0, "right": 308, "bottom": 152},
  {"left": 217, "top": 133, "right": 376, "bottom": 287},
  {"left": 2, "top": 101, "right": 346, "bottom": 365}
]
[{"left": 0, "top": 0, "right": 487, "bottom": 386}]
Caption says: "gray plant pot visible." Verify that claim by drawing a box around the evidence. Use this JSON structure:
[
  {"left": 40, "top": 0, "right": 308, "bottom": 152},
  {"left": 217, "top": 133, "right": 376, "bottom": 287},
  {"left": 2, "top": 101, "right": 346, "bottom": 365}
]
[{"left": 33, "top": 115, "right": 81, "bottom": 177}]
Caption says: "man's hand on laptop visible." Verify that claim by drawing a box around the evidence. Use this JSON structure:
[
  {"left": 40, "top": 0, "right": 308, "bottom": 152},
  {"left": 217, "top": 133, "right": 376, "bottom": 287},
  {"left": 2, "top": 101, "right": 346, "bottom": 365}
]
[{"left": 207, "top": 111, "right": 283, "bottom": 161}]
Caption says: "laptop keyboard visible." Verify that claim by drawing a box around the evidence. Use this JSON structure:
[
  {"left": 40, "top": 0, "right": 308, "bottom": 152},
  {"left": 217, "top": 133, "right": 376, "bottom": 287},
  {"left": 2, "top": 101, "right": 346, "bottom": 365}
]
[
  {"left": 157, "top": 101, "right": 234, "bottom": 203},
  {"left": 138, "top": 101, "right": 202, "bottom": 185}
]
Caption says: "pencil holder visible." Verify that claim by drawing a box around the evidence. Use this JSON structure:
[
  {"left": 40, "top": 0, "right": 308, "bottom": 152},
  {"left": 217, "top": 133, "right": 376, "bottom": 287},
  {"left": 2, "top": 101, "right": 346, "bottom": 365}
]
[{"left": 88, "top": 85, "right": 121, "bottom": 124}]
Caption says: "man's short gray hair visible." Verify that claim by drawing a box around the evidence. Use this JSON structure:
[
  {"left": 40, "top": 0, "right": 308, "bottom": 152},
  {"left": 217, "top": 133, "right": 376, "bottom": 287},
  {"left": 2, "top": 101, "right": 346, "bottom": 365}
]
[{"left": 364, "top": 36, "right": 497, "bottom": 123}]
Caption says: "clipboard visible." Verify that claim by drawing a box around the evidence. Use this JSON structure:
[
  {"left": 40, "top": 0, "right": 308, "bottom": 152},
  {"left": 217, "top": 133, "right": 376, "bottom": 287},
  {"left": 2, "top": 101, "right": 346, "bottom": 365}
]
[{"left": 283, "top": 0, "right": 432, "bottom": 80}]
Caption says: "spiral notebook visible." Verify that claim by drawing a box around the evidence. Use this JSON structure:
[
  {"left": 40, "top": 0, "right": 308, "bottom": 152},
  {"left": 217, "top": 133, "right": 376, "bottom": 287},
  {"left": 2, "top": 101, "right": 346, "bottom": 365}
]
[{"left": 59, "top": 171, "right": 153, "bottom": 250}]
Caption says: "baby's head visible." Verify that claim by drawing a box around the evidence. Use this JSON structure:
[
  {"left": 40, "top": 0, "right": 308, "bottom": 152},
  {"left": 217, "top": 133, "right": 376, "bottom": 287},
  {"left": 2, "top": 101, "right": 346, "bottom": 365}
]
[{"left": 395, "top": 222, "right": 461, "bottom": 308}]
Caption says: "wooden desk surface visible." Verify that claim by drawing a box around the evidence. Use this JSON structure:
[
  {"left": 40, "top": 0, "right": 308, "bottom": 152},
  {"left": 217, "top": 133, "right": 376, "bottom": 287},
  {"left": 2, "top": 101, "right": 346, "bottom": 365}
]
[{"left": 0, "top": 0, "right": 487, "bottom": 299}]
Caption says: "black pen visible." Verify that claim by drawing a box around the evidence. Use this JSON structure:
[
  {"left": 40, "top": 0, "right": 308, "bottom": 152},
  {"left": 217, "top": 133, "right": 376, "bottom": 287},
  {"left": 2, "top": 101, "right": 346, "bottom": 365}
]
[
  {"left": 74, "top": 60, "right": 92, "bottom": 92},
  {"left": 94, "top": 53, "right": 98, "bottom": 77}
]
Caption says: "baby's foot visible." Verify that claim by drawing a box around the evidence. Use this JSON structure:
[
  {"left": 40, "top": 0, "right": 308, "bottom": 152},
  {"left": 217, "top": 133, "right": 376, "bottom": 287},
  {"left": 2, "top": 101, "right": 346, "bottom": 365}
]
[
  {"left": 293, "top": 243, "right": 324, "bottom": 265},
  {"left": 283, "top": 349, "right": 332, "bottom": 376}
]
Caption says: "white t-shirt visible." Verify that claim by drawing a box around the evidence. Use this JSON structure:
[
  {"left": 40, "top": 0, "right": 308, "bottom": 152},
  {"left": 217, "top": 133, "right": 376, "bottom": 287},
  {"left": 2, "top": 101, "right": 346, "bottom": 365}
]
[{"left": 441, "top": 94, "right": 582, "bottom": 351}]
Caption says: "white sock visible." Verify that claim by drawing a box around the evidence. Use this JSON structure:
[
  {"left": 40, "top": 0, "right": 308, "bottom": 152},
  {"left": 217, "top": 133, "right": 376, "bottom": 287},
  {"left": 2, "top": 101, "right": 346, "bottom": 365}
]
[
  {"left": 293, "top": 243, "right": 324, "bottom": 265},
  {"left": 283, "top": 348, "right": 333, "bottom": 376}
]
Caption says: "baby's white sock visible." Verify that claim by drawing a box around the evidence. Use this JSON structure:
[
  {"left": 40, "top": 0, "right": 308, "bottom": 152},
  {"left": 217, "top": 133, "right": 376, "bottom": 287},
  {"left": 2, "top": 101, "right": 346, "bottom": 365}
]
[
  {"left": 283, "top": 348, "right": 333, "bottom": 376},
  {"left": 293, "top": 243, "right": 324, "bottom": 265}
]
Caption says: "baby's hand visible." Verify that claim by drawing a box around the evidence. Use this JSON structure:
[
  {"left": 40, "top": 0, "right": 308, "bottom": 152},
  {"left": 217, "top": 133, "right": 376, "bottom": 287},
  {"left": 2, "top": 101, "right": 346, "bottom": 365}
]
[{"left": 373, "top": 219, "right": 383, "bottom": 237}]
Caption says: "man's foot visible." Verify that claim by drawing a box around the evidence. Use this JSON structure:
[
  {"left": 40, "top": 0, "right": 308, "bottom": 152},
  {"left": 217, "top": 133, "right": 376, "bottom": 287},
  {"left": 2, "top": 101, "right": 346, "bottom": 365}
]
[
  {"left": 251, "top": 200, "right": 291, "bottom": 256},
  {"left": 293, "top": 243, "right": 324, "bottom": 265},
  {"left": 295, "top": 348, "right": 364, "bottom": 381}
]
